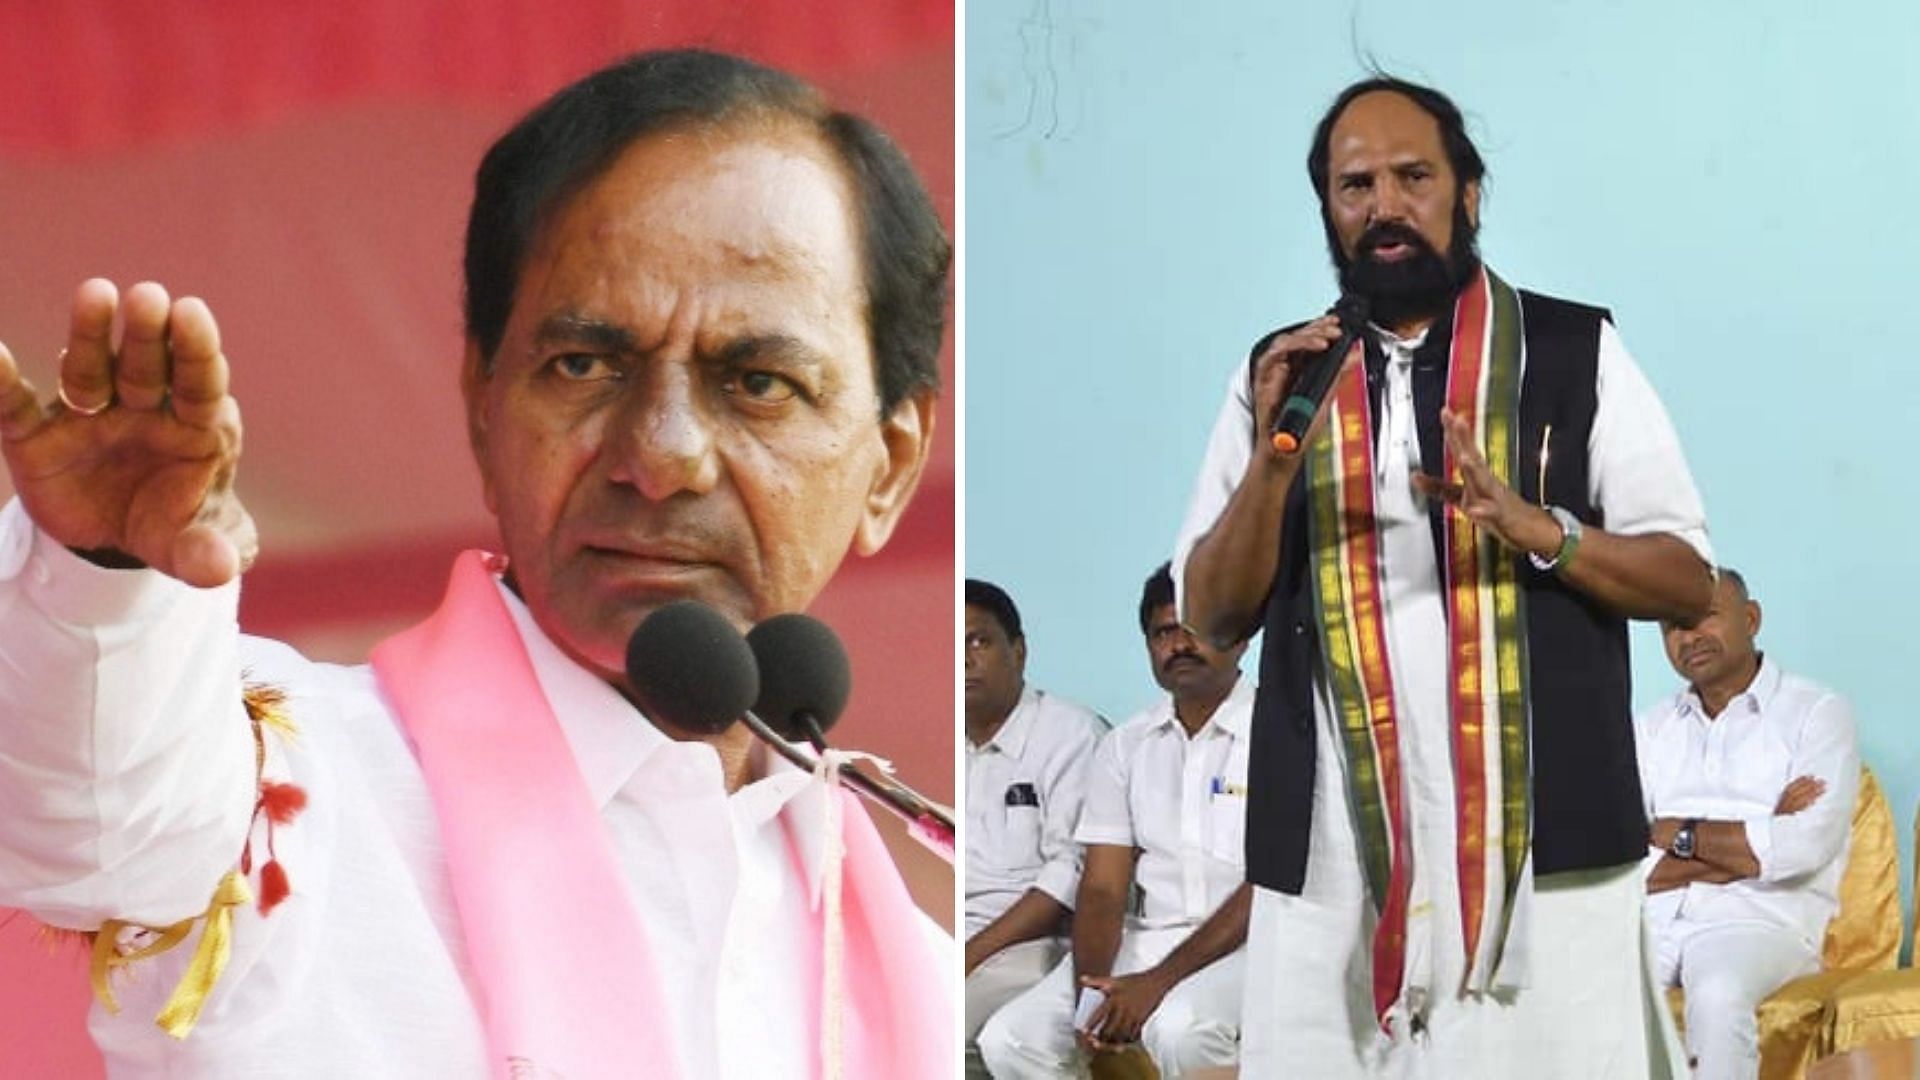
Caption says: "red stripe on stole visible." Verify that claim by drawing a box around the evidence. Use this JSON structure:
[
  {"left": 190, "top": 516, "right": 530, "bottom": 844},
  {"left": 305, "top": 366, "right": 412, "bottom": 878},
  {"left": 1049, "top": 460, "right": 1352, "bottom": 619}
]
[
  {"left": 1333, "top": 361, "right": 1414, "bottom": 1026},
  {"left": 1444, "top": 273, "right": 1491, "bottom": 968}
]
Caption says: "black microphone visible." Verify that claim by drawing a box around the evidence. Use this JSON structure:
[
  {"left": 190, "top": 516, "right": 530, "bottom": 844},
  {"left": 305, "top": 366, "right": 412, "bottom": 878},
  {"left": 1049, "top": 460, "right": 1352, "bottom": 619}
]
[
  {"left": 1267, "top": 293, "right": 1370, "bottom": 455},
  {"left": 624, "top": 599, "right": 759, "bottom": 735},
  {"left": 623, "top": 603, "right": 955, "bottom": 863},
  {"left": 744, "top": 613, "right": 955, "bottom": 861},
  {"left": 746, "top": 613, "right": 852, "bottom": 749}
]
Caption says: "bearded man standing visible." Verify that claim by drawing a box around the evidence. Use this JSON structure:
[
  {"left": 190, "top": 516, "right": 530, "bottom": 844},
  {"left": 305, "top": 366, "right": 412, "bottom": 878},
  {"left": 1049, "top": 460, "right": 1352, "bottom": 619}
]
[{"left": 1175, "top": 77, "right": 1715, "bottom": 1077}]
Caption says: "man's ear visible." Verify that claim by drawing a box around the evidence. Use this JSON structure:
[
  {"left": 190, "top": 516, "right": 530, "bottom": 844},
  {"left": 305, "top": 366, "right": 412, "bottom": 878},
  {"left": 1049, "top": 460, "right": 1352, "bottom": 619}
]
[
  {"left": 852, "top": 389, "right": 936, "bottom": 556},
  {"left": 1462, "top": 178, "right": 1482, "bottom": 230},
  {"left": 1747, "top": 600, "right": 1763, "bottom": 639},
  {"left": 461, "top": 338, "right": 499, "bottom": 515}
]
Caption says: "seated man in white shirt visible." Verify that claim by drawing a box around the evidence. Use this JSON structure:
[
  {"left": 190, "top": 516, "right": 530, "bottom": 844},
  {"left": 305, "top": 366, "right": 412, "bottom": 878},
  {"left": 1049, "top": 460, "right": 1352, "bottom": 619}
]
[
  {"left": 1638, "top": 567, "right": 1859, "bottom": 1080},
  {"left": 0, "top": 50, "right": 950, "bottom": 1078},
  {"left": 979, "top": 562, "right": 1255, "bottom": 1079},
  {"left": 964, "top": 578, "right": 1107, "bottom": 1075}
]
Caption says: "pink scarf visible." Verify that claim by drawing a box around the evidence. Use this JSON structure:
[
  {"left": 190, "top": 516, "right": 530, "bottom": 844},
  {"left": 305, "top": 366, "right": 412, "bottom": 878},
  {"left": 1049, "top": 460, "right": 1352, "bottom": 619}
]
[{"left": 371, "top": 552, "right": 950, "bottom": 1078}]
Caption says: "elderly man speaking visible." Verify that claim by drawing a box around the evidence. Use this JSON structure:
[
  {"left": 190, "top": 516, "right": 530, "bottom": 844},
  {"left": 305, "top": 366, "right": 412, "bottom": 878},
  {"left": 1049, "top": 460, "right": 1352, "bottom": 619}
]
[{"left": 0, "top": 50, "right": 948, "bottom": 1079}]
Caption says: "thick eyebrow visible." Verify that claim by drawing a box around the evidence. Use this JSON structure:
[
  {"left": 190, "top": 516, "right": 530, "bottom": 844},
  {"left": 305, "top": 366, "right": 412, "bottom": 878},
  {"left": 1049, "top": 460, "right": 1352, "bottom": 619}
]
[
  {"left": 533, "top": 313, "right": 638, "bottom": 354},
  {"left": 710, "top": 333, "right": 830, "bottom": 372}
]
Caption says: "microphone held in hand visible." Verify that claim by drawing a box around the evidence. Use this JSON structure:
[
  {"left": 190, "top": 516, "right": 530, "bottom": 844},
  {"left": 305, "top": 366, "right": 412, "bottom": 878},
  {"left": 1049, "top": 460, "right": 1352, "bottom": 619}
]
[{"left": 1268, "top": 293, "right": 1371, "bottom": 455}]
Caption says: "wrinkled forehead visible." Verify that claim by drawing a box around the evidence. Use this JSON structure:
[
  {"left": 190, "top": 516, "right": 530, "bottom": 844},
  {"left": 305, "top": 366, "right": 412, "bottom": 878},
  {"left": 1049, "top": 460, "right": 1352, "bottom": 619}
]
[{"left": 526, "top": 118, "right": 865, "bottom": 306}]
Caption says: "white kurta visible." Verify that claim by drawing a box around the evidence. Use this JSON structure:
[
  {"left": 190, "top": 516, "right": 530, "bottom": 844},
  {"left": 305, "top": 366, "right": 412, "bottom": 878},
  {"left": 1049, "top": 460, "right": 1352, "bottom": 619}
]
[
  {"left": 0, "top": 499, "right": 944, "bottom": 1078},
  {"left": 1172, "top": 318, "right": 1711, "bottom": 1079}
]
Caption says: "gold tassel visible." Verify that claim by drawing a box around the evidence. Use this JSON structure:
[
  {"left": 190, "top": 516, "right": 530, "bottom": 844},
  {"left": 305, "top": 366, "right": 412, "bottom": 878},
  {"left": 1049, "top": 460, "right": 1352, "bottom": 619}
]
[
  {"left": 153, "top": 871, "right": 252, "bottom": 1038},
  {"left": 70, "top": 681, "right": 293, "bottom": 1039}
]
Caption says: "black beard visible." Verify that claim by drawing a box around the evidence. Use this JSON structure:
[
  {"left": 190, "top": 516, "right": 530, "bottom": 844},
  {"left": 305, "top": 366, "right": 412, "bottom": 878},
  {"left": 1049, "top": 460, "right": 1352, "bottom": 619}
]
[{"left": 1326, "top": 201, "right": 1481, "bottom": 328}]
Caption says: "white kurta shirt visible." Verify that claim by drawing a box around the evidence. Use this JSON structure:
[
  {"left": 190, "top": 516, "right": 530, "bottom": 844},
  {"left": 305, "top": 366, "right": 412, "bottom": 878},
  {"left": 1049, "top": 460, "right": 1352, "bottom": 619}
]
[
  {"left": 0, "top": 498, "right": 939, "bottom": 1078},
  {"left": 1075, "top": 676, "right": 1255, "bottom": 930},
  {"left": 1170, "top": 317, "right": 1711, "bottom": 1024},
  {"left": 1637, "top": 656, "right": 1859, "bottom": 947},
  {"left": 964, "top": 686, "right": 1105, "bottom": 936}
]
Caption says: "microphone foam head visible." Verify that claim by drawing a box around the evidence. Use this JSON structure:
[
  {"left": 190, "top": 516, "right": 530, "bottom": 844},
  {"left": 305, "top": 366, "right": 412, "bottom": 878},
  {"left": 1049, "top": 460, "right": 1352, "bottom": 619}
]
[
  {"left": 624, "top": 600, "right": 760, "bottom": 736},
  {"left": 746, "top": 613, "right": 852, "bottom": 741}
]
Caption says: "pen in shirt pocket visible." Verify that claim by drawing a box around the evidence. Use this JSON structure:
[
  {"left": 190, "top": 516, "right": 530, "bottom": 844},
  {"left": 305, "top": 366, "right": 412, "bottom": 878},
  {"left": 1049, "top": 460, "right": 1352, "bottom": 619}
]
[{"left": 1210, "top": 776, "right": 1247, "bottom": 797}]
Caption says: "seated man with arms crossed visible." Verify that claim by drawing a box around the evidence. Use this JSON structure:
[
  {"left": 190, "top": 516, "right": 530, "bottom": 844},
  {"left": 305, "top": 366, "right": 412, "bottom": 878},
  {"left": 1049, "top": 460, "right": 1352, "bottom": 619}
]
[
  {"left": 965, "top": 578, "right": 1107, "bottom": 1074},
  {"left": 1639, "top": 567, "right": 1859, "bottom": 1080},
  {"left": 979, "top": 563, "right": 1253, "bottom": 1079}
]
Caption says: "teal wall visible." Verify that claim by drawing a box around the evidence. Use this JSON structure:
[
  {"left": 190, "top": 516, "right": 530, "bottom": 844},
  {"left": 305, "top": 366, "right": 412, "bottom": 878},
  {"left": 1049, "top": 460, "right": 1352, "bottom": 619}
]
[{"left": 965, "top": 1, "right": 1920, "bottom": 934}]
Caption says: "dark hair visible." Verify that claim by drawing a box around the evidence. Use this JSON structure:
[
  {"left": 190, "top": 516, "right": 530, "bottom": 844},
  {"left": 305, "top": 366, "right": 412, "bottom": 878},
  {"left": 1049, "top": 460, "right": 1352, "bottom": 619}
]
[
  {"left": 463, "top": 49, "right": 949, "bottom": 414},
  {"left": 965, "top": 578, "right": 1023, "bottom": 643},
  {"left": 1717, "top": 566, "right": 1750, "bottom": 602},
  {"left": 1306, "top": 77, "right": 1486, "bottom": 203},
  {"left": 1138, "top": 561, "right": 1175, "bottom": 635}
]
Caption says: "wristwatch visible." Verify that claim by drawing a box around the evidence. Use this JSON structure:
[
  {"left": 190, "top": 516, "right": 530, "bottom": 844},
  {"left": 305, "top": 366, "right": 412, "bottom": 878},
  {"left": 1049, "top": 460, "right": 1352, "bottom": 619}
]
[
  {"left": 1671, "top": 818, "right": 1700, "bottom": 860},
  {"left": 1528, "top": 506, "right": 1583, "bottom": 573}
]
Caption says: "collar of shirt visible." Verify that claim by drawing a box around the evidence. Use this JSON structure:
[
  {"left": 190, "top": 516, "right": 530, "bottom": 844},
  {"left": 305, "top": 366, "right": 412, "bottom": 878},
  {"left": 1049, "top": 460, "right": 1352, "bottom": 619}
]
[
  {"left": 493, "top": 580, "right": 811, "bottom": 825},
  {"left": 975, "top": 684, "right": 1043, "bottom": 758},
  {"left": 1678, "top": 653, "right": 1783, "bottom": 723},
  {"left": 1143, "top": 674, "right": 1254, "bottom": 739}
]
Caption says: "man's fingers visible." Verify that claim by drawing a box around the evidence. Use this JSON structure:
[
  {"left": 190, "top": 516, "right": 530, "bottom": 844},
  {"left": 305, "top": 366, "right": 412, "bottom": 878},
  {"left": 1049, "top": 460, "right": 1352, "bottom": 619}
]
[
  {"left": 115, "top": 282, "right": 173, "bottom": 411},
  {"left": 61, "top": 278, "right": 118, "bottom": 413},
  {"left": 0, "top": 342, "right": 48, "bottom": 442},
  {"left": 1412, "top": 472, "right": 1464, "bottom": 503},
  {"left": 167, "top": 297, "right": 229, "bottom": 428}
]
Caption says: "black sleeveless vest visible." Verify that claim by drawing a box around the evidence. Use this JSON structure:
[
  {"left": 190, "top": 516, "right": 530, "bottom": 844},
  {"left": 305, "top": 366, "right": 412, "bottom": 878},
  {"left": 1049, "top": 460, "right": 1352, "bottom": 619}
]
[{"left": 1243, "top": 290, "right": 1646, "bottom": 895}]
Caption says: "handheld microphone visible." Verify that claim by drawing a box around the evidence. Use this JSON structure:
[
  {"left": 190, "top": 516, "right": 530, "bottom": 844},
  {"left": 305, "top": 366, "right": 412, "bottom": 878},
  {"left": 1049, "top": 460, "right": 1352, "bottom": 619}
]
[{"left": 1267, "top": 293, "right": 1370, "bottom": 455}]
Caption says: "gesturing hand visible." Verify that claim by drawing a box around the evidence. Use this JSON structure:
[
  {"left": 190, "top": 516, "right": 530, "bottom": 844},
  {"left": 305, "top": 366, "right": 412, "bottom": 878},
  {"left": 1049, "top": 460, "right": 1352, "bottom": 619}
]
[
  {"left": 1413, "top": 408, "right": 1560, "bottom": 558},
  {"left": 0, "top": 279, "right": 254, "bottom": 588}
]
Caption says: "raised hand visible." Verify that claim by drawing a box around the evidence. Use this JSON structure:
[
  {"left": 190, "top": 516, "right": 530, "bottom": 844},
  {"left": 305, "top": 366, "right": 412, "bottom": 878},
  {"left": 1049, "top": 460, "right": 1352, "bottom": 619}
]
[
  {"left": 0, "top": 279, "right": 254, "bottom": 588},
  {"left": 1774, "top": 775, "right": 1826, "bottom": 816},
  {"left": 1413, "top": 407, "right": 1561, "bottom": 558}
]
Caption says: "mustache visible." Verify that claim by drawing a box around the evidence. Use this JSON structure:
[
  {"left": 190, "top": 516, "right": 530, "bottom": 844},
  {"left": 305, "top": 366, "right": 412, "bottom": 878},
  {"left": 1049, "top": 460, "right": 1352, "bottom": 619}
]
[
  {"left": 1357, "top": 221, "right": 1437, "bottom": 258},
  {"left": 1160, "top": 650, "right": 1204, "bottom": 673}
]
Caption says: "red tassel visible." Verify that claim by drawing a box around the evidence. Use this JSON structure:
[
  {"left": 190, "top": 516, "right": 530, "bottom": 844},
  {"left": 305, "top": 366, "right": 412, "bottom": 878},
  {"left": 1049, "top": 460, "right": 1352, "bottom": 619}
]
[
  {"left": 258, "top": 860, "right": 291, "bottom": 915},
  {"left": 259, "top": 782, "right": 308, "bottom": 825}
]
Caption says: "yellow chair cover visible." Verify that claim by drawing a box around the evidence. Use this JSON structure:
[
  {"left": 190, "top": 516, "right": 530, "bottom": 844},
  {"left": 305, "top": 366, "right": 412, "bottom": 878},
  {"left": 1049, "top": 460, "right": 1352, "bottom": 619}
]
[{"left": 1752, "top": 766, "right": 1904, "bottom": 1079}]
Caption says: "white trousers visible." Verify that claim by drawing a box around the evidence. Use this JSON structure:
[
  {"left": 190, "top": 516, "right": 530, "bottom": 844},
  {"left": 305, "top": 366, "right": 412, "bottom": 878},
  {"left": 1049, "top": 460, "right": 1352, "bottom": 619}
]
[
  {"left": 977, "top": 925, "right": 1245, "bottom": 1079},
  {"left": 1650, "top": 918, "right": 1818, "bottom": 1080},
  {"left": 967, "top": 937, "right": 1068, "bottom": 1079}
]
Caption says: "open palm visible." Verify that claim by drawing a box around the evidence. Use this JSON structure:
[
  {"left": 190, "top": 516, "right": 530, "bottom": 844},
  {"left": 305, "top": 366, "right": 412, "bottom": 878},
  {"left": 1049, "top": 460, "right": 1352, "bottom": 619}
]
[{"left": 0, "top": 280, "right": 253, "bottom": 588}]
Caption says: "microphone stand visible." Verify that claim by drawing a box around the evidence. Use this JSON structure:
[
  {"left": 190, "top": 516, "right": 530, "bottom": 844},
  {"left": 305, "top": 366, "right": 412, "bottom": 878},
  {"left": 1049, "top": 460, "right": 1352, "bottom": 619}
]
[{"left": 739, "top": 710, "right": 955, "bottom": 863}]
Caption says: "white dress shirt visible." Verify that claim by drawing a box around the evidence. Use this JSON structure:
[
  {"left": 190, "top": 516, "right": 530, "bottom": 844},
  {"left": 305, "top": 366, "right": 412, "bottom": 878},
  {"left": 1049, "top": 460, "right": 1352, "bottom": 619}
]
[
  {"left": 1075, "top": 676, "right": 1255, "bottom": 930},
  {"left": 0, "top": 498, "right": 939, "bottom": 1078},
  {"left": 1638, "top": 655, "right": 1860, "bottom": 947},
  {"left": 965, "top": 686, "right": 1105, "bottom": 936}
]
